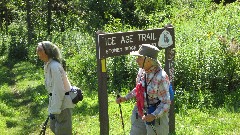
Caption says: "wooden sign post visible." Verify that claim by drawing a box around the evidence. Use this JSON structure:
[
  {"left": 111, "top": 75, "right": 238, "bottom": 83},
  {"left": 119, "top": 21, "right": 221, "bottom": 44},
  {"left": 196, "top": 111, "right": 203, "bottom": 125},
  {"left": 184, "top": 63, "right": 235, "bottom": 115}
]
[{"left": 96, "top": 26, "right": 175, "bottom": 135}]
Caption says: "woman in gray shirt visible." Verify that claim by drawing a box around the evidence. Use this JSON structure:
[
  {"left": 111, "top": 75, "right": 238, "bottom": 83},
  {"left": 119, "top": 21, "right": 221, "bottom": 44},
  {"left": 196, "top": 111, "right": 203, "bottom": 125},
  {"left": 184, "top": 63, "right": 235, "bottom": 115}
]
[{"left": 36, "top": 41, "right": 74, "bottom": 135}]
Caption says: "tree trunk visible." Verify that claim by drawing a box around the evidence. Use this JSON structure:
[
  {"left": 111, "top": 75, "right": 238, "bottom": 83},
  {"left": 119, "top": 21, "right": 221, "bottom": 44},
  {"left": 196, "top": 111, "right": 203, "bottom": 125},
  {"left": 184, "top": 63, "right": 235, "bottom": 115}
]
[
  {"left": 47, "top": 0, "right": 52, "bottom": 36},
  {"left": 5, "top": 9, "right": 8, "bottom": 34},
  {"left": 0, "top": 10, "right": 2, "bottom": 32},
  {"left": 26, "top": 0, "right": 33, "bottom": 45}
]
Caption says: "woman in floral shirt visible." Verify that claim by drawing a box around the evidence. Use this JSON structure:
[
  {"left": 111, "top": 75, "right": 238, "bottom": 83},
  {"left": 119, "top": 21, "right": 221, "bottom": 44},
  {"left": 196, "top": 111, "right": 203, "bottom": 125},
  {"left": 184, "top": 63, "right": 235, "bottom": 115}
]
[{"left": 116, "top": 44, "right": 171, "bottom": 135}]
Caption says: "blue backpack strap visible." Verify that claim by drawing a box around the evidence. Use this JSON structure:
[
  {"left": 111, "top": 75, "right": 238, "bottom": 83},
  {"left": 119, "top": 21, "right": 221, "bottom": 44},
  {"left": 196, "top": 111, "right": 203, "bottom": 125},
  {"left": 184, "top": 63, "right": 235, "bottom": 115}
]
[{"left": 169, "top": 83, "right": 174, "bottom": 101}]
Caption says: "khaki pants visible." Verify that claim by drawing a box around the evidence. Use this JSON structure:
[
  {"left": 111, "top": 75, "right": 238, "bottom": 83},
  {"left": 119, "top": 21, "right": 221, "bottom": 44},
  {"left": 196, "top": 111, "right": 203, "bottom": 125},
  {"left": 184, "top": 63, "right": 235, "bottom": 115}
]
[
  {"left": 50, "top": 108, "right": 73, "bottom": 135},
  {"left": 130, "top": 106, "right": 169, "bottom": 135}
]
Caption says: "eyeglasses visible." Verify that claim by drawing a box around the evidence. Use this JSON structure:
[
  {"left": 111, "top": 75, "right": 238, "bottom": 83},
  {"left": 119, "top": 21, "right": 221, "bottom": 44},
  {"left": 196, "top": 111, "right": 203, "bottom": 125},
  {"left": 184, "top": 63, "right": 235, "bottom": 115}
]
[{"left": 41, "top": 42, "right": 47, "bottom": 53}]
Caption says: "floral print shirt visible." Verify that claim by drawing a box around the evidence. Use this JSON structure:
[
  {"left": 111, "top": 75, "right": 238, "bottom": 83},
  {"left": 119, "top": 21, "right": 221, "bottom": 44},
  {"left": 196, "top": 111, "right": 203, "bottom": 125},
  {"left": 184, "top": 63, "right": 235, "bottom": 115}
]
[{"left": 125, "top": 66, "right": 171, "bottom": 118}]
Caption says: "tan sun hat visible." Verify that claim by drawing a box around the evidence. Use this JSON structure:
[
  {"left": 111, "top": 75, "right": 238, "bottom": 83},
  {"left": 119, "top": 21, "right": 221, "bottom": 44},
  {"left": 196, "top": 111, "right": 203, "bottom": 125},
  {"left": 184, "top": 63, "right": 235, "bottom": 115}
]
[
  {"left": 130, "top": 44, "right": 160, "bottom": 60},
  {"left": 130, "top": 44, "right": 161, "bottom": 66}
]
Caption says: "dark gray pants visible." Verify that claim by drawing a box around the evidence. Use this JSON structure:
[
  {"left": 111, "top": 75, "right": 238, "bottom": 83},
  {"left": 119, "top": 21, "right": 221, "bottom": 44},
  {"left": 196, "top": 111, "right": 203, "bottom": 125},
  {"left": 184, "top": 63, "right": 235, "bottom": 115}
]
[{"left": 50, "top": 108, "right": 73, "bottom": 135}]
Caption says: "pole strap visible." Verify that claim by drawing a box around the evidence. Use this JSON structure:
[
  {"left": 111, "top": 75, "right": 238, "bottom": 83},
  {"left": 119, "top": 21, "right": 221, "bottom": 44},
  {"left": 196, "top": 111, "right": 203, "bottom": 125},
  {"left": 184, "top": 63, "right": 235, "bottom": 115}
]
[{"left": 39, "top": 115, "right": 50, "bottom": 135}]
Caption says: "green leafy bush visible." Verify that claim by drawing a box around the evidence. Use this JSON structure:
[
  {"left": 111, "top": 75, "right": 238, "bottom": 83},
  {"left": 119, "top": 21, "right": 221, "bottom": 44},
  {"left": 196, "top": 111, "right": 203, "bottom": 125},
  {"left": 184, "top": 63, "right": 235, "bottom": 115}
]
[{"left": 7, "top": 22, "right": 28, "bottom": 61}]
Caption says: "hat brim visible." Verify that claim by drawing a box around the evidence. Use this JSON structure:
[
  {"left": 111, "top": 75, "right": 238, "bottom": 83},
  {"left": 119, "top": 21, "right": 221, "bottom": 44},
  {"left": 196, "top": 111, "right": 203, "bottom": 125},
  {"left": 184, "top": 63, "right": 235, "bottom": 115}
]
[
  {"left": 130, "top": 51, "right": 143, "bottom": 56},
  {"left": 130, "top": 51, "right": 161, "bottom": 66}
]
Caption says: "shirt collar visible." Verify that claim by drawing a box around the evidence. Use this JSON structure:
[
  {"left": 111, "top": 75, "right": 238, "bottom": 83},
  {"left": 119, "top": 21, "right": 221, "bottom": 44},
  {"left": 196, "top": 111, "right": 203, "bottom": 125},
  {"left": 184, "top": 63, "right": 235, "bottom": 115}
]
[
  {"left": 145, "top": 66, "right": 161, "bottom": 73},
  {"left": 44, "top": 58, "right": 53, "bottom": 68}
]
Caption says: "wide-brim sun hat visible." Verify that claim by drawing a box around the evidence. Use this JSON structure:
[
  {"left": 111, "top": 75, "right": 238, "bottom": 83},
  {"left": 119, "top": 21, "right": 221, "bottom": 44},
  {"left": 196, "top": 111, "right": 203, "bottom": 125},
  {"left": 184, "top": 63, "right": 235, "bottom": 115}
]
[
  {"left": 130, "top": 44, "right": 160, "bottom": 60},
  {"left": 130, "top": 44, "right": 161, "bottom": 65}
]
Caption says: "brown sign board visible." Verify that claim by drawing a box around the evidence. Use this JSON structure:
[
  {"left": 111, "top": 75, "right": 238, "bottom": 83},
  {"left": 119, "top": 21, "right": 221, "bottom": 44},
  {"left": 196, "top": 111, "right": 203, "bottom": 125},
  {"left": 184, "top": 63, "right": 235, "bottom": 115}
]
[
  {"left": 96, "top": 26, "right": 175, "bottom": 135},
  {"left": 98, "top": 27, "right": 175, "bottom": 58}
]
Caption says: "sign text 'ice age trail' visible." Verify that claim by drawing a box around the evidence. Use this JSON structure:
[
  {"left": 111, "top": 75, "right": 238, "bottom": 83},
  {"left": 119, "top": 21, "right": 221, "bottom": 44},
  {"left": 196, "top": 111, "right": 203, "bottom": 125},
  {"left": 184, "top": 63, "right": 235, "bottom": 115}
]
[{"left": 98, "top": 28, "right": 174, "bottom": 58}]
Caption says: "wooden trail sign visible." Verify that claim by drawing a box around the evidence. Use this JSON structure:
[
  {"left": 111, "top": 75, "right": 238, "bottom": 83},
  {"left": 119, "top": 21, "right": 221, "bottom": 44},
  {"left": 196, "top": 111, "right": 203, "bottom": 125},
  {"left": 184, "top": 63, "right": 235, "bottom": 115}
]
[{"left": 96, "top": 26, "right": 175, "bottom": 135}]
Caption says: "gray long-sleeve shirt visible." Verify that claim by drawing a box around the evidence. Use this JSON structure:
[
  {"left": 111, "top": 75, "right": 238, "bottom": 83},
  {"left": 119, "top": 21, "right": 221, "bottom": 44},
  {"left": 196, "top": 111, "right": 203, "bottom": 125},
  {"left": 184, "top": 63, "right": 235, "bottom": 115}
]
[{"left": 44, "top": 59, "right": 74, "bottom": 114}]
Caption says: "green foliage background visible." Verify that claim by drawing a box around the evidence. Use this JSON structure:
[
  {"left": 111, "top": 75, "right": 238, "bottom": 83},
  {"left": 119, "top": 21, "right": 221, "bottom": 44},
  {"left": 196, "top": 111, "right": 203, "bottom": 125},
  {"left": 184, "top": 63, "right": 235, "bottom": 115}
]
[{"left": 0, "top": 0, "right": 239, "bottom": 134}]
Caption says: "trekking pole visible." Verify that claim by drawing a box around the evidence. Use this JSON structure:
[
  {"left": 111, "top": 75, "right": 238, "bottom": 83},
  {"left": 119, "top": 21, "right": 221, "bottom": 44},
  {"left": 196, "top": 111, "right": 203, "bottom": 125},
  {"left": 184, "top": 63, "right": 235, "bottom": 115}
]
[
  {"left": 113, "top": 57, "right": 125, "bottom": 134},
  {"left": 116, "top": 91, "right": 125, "bottom": 135},
  {"left": 39, "top": 115, "right": 50, "bottom": 135},
  {"left": 143, "top": 108, "right": 158, "bottom": 135}
]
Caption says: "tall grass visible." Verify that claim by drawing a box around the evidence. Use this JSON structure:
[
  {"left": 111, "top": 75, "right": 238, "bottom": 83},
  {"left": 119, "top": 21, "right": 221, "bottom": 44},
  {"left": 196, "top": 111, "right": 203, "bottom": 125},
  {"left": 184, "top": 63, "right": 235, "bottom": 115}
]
[{"left": 0, "top": 1, "right": 239, "bottom": 135}]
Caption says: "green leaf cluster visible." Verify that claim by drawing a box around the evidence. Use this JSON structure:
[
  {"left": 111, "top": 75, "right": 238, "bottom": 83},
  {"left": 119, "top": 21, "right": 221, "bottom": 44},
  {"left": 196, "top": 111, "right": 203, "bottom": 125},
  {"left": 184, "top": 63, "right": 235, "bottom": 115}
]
[{"left": 0, "top": 0, "right": 239, "bottom": 134}]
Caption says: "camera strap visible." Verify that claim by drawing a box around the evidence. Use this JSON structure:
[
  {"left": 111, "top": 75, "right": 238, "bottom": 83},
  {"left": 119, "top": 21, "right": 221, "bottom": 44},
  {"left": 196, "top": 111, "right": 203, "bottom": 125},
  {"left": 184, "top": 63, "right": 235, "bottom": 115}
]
[
  {"left": 144, "top": 71, "right": 159, "bottom": 135},
  {"left": 144, "top": 73, "right": 150, "bottom": 109}
]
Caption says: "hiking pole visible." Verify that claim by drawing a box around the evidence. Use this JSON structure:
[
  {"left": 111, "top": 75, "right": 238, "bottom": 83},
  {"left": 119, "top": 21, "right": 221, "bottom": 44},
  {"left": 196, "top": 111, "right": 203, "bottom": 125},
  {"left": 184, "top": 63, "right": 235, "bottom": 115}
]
[
  {"left": 39, "top": 115, "right": 50, "bottom": 135},
  {"left": 116, "top": 92, "right": 125, "bottom": 135},
  {"left": 143, "top": 109, "right": 158, "bottom": 135}
]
